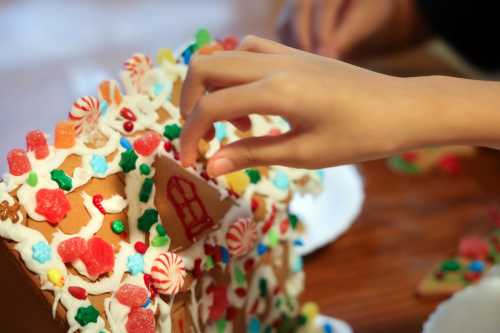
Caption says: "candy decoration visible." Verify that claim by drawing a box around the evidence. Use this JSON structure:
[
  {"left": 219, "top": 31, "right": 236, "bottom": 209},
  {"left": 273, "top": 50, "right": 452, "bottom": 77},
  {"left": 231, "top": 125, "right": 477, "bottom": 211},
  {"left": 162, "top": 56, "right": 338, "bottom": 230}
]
[
  {"left": 163, "top": 124, "right": 182, "bottom": 140},
  {"left": 127, "top": 253, "right": 145, "bottom": 276},
  {"left": 0, "top": 200, "right": 20, "bottom": 222},
  {"left": 7, "top": 149, "right": 32, "bottom": 176},
  {"left": 26, "top": 130, "right": 49, "bottom": 159},
  {"left": 120, "top": 107, "right": 137, "bottom": 121},
  {"left": 267, "top": 229, "right": 279, "bottom": 247},
  {"left": 156, "top": 223, "right": 166, "bottom": 236},
  {"left": 116, "top": 284, "right": 148, "bottom": 308},
  {"left": 272, "top": 170, "right": 290, "bottom": 190},
  {"left": 90, "top": 154, "right": 108, "bottom": 175},
  {"left": 195, "top": 28, "right": 212, "bottom": 49},
  {"left": 32, "top": 241, "right": 52, "bottom": 264},
  {"left": 134, "top": 131, "right": 162, "bottom": 157},
  {"left": 120, "top": 150, "right": 138, "bottom": 173},
  {"left": 92, "top": 194, "right": 106, "bottom": 214},
  {"left": 69, "top": 96, "right": 100, "bottom": 135},
  {"left": 98, "top": 80, "right": 122, "bottom": 107},
  {"left": 468, "top": 260, "right": 485, "bottom": 273},
  {"left": 139, "top": 163, "right": 151, "bottom": 176},
  {"left": 50, "top": 169, "right": 73, "bottom": 191},
  {"left": 440, "top": 259, "right": 461, "bottom": 272},
  {"left": 225, "top": 171, "right": 250, "bottom": 196},
  {"left": 151, "top": 252, "right": 186, "bottom": 295},
  {"left": 156, "top": 48, "right": 176, "bottom": 65},
  {"left": 222, "top": 36, "right": 239, "bottom": 50},
  {"left": 47, "top": 268, "right": 64, "bottom": 287},
  {"left": 208, "top": 285, "right": 229, "bottom": 321},
  {"left": 137, "top": 209, "right": 159, "bottom": 232},
  {"left": 139, "top": 178, "right": 154, "bottom": 203},
  {"left": 126, "top": 308, "right": 155, "bottom": 333},
  {"left": 111, "top": 220, "right": 125, "bottom": 234},
  {"left": 80, "top": 237, "right": 115, "bottom": 277},
  {"left": 134, "top": 241, "right": 147, "bottom": 254},
  {"left": 124, "top": 53, "right": 153, "bottom": 93},
  {"left": 68, "top": 286, "right": 88, "bottom": 300},
  {"left": 288, "top": 213, "right": 298, "bottom": 230},
  {"left": 123, "top": 121, "right": 135, "bottom": 133},
  {"left": 151, "top": 235, "right": 169, "bottom": 247},
  {"left": 35, "top": 189, "right": 70, "bottom": 225},
  {"left": 439, "top": 154, "right": 461, "bottom": 175},
  {"left": 226, "top": 218, "right": 258, "bottom": 257},
  {"left": 54, "top": 121, "right": 76, "bottom": 149},
  {"left": 198, "top": 43, "right": 223, "bottom": 55},
  {"left": 248, "top": 317, "right": 261, "bottom": 333},
  {"left": 75, "top": 305, "right": 100, "bottom": 327},
  {"left": 245, "top": 168, "right": 261, "bottom": 184},
  {"left": 163, "top": 141, "right": 173, "bottom": 152},
  {"left": 459, "top": 236, "right": 490, "bottom": 260},
  {"left": 57, "top": 237, "right": 88, "bottom": 263},
  {"left": 120, "top": 137, "right": 133, "bottom": 150},
  {"left": 27, "top": 171, "right": 38, "bottom": 187}
]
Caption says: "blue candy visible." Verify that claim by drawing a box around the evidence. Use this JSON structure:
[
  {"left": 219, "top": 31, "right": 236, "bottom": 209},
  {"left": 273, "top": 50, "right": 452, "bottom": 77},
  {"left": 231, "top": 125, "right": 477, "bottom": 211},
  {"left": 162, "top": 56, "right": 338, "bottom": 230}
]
[
  {"left": 292, "top": 255, "right": 303, "bottom": 273},
  {"left": 90, "top": 154, "right": 108, "bottom": 175},
  {"left": 142, "top": 297, "right": 152, "bottom": 308},
  {"left": 272, "top": 170, "right": 290, "bottom": 190},
  {"left": 323, "top": 322, "right": 334, "bottom": 333},
  {"left": 32, "top": 241, "right": 52, "bottom": 264},
  {"left": 220, "top": 246, "right": 230, "bottom": 264},
  {"left": 214, "top": 122, "right": 227, "bottom": 141},
  {"left": 468, "top": 260, "right": 485, "bottom": 273},
  {"left": 120, "top": 137, "right": 132, "bottom": 150},
  {"left": 257, "top": 243, "right": 268, "bottom": 256},
  {"left": 127, "top": 254, "right": 144, "bottom": 276},
  {"left": 99, "top": 101, "right": 109, "bottom": 116},
  {"left": 153, "top": 83, "right": 164, "bottom": 97},
  {"left": 293, "top": 239, "right": 304, "bottom": 247},
  {"left": 248, "top": 317, "right": 261, "bottom": 333}
]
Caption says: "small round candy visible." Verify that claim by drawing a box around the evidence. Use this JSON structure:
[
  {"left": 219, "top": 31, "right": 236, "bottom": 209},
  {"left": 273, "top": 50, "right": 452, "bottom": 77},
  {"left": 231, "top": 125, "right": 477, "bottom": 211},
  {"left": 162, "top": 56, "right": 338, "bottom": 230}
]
[
  {"left": 111, "top": 220, "right": 125, "bottom": 234},
  {"left": 139, "top": 163, "right": 151, "bottom": 176}
]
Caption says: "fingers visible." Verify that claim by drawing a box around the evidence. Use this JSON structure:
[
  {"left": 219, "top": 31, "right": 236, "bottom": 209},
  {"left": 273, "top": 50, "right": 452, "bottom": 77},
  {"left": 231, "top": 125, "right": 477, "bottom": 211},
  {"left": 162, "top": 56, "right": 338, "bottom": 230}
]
[
  {"left": 292, "top": 0, "right": 314, "bottom": 51},
  {"left": 180, "top": 81, "right": 281, "bottom": 167},
  {"left": 180, "top": 51, "right": 276, "bottom": 120},
  {"left": 333, "top": 1, "right": 373, "bottom": 57},
  {"left": 314, "top": 0, "right": 343, "bottom": 57},
  {"left": 238, "top": 35, "right": 300, "bottom": 55},
  {"left": 207, "top": 132, "right": 304, "bottom": 177}
]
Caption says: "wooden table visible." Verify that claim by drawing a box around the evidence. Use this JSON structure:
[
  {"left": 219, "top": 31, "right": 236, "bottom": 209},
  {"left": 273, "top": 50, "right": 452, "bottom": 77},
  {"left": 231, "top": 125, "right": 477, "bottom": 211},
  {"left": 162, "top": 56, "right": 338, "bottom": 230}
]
[{"left": 302, "top": 149, "right": 500, "bottom": 333}]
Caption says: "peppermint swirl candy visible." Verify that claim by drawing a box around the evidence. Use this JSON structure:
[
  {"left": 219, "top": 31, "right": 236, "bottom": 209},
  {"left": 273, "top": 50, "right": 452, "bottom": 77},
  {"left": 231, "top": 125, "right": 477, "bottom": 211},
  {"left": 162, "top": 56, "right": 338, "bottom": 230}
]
[
  {"left": 69, "top": 96, "right": 100, "bottom": 135},
  {"left": 151, "top": 252, "right": 186, "bottom": 295},
  {"left": 226, "top": 218, "right": 258, "bottom": 257},
  {"left": 124, "top": 53, "right": 153, "bottom": 93}
]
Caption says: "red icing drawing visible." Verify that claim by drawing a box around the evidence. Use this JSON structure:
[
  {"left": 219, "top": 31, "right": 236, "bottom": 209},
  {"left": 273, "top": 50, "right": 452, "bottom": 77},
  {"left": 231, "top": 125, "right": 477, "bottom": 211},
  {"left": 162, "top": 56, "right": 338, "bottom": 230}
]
[{"left": 166, "top": 176, "right": 213, "bottom": 241}]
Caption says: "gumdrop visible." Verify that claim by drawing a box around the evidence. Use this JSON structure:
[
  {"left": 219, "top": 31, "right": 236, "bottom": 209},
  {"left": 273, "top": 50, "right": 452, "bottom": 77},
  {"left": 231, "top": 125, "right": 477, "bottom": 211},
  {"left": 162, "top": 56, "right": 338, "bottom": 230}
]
[
  {"left": 459, "top": 236, "right": 490, "bottom": 260},
  {"left": 80, "top": 237, "right": 115, "bottom": 277},
  {"left": 134, "top": 131, "right": 161, "bottom": 157},
  {"left": 126, "top": 308, "right": 155, "bottom": 333},
  {"left": 222, "top": 36, "right": 239, "bottom": 50},
  {"left": 68, "top": 286, "right": 88, "bottom": 300},
  {"left": 35, "top": 189, "right": 71, "bottom": 225},
  {"left": 54, "top": 121, "right": 76, "bottom": 149},
  {"left": 57, "top": 237, "right": 87, "bottom": 263},
  {"left": 116, "top": 284, "right": 148, "bottom": 308},
  {"left": 195, "top": 28, "right": 212, "bottom": 49},
  {"left": 7, "top": 149, "right": 32, "bottom": 176},
  {"left": 26, "top": 130, "right": 49, "bottom": 159},
  {"left": 209, "top": 285, "right": 229, "bottom": 321}
]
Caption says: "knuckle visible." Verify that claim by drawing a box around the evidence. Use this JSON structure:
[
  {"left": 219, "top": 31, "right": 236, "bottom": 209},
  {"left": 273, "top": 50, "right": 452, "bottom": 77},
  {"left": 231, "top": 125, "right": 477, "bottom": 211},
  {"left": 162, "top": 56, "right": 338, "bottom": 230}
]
[
  {"left": 240, "top": 34, "right": 260, "bottom": 48},
  {"left": 188, "top": 54, "right": 205, "bottom": 74}
]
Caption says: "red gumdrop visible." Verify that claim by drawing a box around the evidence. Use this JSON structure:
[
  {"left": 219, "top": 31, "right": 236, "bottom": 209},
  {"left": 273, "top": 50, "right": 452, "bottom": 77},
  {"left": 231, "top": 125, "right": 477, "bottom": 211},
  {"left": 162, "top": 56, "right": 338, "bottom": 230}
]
[
  {"left": 209, "top": 285, "right": 229, "bottom": 321},
  {"left": 57, "top": 237, "right": 88, "bottom": 263},
  {"left": 116, "top": 284, "right": 148, "bottom": 308},
  {"left": 133, "top": 131, "right": 162, "bottom": 156},
  {"left": 126, "top": 308, "right": 155, "bottom": 333},
  {"left": 35, "top": 189, "right": 70, "bottom": 225},
  {"left": 459, "top": 236, "right": 490, "bottom": 260},
  {"left": 402, "top": 151, "right": 418, "bottom": 163},
  {"left": 80, "top": 237, "right": 115, "bottom": 277},
  {"left": 26, "top": 130, "right": 49, "bottom": 160},
  {"left": 244, "top": 258, "right": 255, "bottom": 273},
  {"left": 222, "top": 36, "right": 239, "bottom": 50},
  {"left": 134, "top": 241, "right": 147, "bottom": 254},
  {"left": 7, "top": 149, "right": 32, "bottom": 176},
  {"left": 68, "top": 286, "right": 88, "bottom": 300},
  {"left": 439, "top": 154, "right": 461, "bottom": 175}
]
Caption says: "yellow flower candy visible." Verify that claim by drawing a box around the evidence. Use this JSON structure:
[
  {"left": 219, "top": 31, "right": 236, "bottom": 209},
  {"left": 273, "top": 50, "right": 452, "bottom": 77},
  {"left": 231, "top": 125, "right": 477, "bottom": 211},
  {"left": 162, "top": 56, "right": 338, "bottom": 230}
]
[
  {"left": 225, "top": 170, "right": 250, "bottom": 196},
  {"left": 47, "top": 268, "right": 64, "bottom": 287},
  {"left": 302, "top": 302, "right": 319, "bottom": 322},
  {"left": 156, "top": 48, "right": 176, "bottom": 65}
]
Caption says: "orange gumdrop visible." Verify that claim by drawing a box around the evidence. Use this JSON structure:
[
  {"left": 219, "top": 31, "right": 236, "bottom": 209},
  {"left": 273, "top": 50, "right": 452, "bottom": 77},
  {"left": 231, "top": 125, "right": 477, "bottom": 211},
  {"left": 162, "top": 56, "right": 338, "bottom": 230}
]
[
  {"left": 198, "top": 43, "right": 224, "bottom": 55},
  {"left": 54, "top": 121, "right": 76, "bottom": 149}
]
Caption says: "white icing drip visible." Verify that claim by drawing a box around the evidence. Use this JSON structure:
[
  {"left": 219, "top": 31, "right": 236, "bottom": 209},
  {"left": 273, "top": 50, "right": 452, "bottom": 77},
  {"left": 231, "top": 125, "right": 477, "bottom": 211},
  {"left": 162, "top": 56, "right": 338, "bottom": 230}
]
[{"left": 157, "top": 297, "right": 173, "bottom": 333}]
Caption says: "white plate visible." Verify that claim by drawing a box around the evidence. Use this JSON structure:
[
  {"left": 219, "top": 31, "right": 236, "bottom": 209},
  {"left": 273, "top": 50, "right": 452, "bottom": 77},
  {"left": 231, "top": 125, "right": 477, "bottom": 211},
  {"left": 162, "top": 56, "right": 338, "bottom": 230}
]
[
  {"left": 290, "top": 165, "right": 364, "bottom": 256},
  {"left": 316, "top": 314, "right": 353, "bottom": 333}
]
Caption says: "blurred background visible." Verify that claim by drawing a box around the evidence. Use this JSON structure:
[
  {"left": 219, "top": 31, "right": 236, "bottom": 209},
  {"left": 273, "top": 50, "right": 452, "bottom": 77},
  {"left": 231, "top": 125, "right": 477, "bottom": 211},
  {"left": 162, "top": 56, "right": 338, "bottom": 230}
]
[{"left": 1, "top": 1, "right": 498, "bottom": 333}]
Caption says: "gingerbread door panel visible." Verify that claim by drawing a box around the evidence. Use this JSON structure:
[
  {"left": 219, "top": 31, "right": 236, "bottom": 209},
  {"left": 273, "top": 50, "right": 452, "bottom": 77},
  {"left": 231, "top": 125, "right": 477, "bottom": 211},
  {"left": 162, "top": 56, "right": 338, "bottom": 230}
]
[{"left": 153, "top": 156, "right": 234, "bottom": 251}]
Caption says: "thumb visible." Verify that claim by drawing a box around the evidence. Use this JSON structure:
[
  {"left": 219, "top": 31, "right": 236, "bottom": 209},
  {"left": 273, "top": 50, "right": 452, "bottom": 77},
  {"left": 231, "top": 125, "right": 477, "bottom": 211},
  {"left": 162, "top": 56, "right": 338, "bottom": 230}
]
[{"left": 206, "top": 132, "right": 304, "bottom": 177}]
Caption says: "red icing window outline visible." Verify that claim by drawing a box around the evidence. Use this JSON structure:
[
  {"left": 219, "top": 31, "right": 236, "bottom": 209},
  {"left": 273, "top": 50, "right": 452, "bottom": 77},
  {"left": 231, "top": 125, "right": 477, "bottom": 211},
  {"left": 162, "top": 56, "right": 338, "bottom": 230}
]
[{"left": 167, "top": 176, "right": 214, "bottom": 241}]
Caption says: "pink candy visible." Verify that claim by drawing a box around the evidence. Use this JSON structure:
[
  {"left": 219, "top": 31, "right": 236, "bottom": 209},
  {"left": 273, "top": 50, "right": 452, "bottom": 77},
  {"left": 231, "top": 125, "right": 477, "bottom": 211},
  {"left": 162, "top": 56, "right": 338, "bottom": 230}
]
[
  {"left": 35, "top": 189, "right": 71, "bottom": 225},
  {"left": 80, "top": 237, "right": 115, "bottom": 278},
  {"left": 133, "top": 131, "right": 162, "bottom": 156},
  {"left": 26, "top": 130, "right": 49, "bottom": 159},
  {"left": 7, "top": 149, "right": 32, "bottom": 176},
  {"left": 57, "top": 237, "right": 88, "bottom": 263},
  {"left": 116, "top": 284, "right": 148, "bottom": 308},
  {"left": 126, "top": 308, "right": 155, "bottom": 333}
]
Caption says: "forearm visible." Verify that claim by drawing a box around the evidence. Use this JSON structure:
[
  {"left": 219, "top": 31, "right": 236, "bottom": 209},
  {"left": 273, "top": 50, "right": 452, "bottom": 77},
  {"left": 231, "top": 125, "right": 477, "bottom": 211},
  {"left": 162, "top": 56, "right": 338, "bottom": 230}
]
[{"left": 399, "top": 75, "right": 500, "bottom": 151}]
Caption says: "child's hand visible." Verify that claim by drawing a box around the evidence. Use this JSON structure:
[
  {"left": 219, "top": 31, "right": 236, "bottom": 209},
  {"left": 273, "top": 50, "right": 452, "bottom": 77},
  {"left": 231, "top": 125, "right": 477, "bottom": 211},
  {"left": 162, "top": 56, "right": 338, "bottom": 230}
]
[
  {"left": 277, "top": 0, "right": 426, "bottom": 59},
  {"left": 180, "top": 36, "right": 431, "bottom": 177}
]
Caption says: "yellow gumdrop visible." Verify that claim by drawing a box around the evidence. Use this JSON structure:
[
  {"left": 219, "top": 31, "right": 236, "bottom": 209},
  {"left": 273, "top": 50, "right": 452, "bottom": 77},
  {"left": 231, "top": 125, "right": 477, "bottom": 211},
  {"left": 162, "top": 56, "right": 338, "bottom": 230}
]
[
  {"left": 157, "top": 48, "right": 176, "bottom": 65},
  {"left": 302, "top": 302, "right": 319, "bottom": 322},
  {"left": 225, "top": 170, "right": 250, "bottom": 196},
  {"left": 47, "top": 268, "right": 64, "bottom": 287}
]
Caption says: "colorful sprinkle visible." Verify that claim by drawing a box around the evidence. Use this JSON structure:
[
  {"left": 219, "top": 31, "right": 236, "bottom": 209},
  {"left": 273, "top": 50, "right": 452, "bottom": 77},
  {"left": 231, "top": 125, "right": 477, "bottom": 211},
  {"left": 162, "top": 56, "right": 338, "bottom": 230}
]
[
  {"left": 32, "top": 241, "right": 52, "bottom": 264},
  {"left": 68, "top": 286, "right": 88, "bottom": 300},
  {"left": 111, "top": 220, "right": 126, "bottom": 234},
  {"left": 75, "top": 305, "right": 99, "bottom": 327},
  {"left": 139, "top": 178, "right": 154, "bottom": 203},
  {"left": 195, "top": 28, "right": 213, "bottom": 49},
  {"left": 292, "top": 255, "right": 304, "bottom": 273},
  {"left": 90, "top": 154, "right": 108, "bottom": 175},
  {"left": 440, "top": 259, "right": 461, "bottom": 272},
  {"left": 163, "top": 124, "right": 182, "bottom": 140},
  {"left": 119, "top": 149, "right": 138, "bottom": 173},
  {"left": 151, "top": 235, "right": 170, "bottom": 248},
  {"left": 248, "top": 317, "right": 261, "bottom": 333},
  {"left": 139, "top": 163, "right": 151, "bottom": 176},
  {"left": 214, "top": 122, "right": 227, "bottom": 141},
  {"left": 156, "top": 48, "right": 176, "bottom": 65},
  {"left": 127, "top": 253, "right": 145, "bottom": 276},
  {"left": 134, "top": 241, "right": 148, "bottom": 254},
  {"left": 257, "top": 243, "right": 268, "bottom": 256},
  {"left": 47, "top": 268, "right": 64, "bottom": 287},
  {"left": 468, "top": 260, "right": 485, "bottom": 273},
  {"left": 50, "top": 169, "right": 73, "bottom": 191},
  {"left": 138, "top": 209, "right": 158, "bottom": 232},
  {"left": 288, "top": 213, "right": 298, "bottom": 230},
  {"left": 272, "top": 170, "right": 289, "bottom": 190},
  {"left": 204, "top": 256, "right": 215, "bottom": 271},
  {"left": 120, "top": 137, "right": 132, "bottom": 150},
  {"left": 245, "top": 168, "right": 261, "bottom": 184},
  {"left": 26, "top": 171, "right": 38, "bottom": 187},
  {"left": 220, "top": 246, "right": 230, "bottom": 264},
  {"left": 234, "top": 266, "right": 246, "bottom": 285}
]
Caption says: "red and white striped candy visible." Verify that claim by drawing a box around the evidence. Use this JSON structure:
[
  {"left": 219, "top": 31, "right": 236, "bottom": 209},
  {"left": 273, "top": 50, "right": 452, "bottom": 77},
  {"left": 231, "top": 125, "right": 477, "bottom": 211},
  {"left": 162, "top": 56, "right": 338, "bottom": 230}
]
[
  {"left": 151, "top": 252, "right": 186, "bottom": 295},
  {"left": 226, "top": 218, "right": 258, "bottom": 257},
  {"left": 124, "top": 53, "right": 153, "bottom": 93},
  {"left": 69, "top": 96, "right": 100, "bottom": 135}
]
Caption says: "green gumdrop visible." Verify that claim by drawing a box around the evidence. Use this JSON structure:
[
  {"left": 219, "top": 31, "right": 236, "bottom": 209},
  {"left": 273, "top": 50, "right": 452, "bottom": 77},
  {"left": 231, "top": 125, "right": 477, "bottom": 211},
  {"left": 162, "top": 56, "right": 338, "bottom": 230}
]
[
  {"left": 151, "top": 235, "right": 170, "bottom": 247},
  {"left": 245, "top": 168, "right": 261, "bottom": 184},
  {"left": 156, "top": 223, "right": 166, "bottom": 236},
  {"left": 441, "top": 259, "right": 461, "bottom": 272},
  {"left": 119, "top": 149, "right": 138, "bottom": 173},
  {"left": 139, "top": 163, "right": 151, "bottom": 176},
  {"left": 50, "top": 169, "right": 72, "bottom": 191},
  {"left": 27, "top": 171, "right": 38, "bottom": 187},
  {"left": 288, "top": 213, "right": 298, "bottom": 230},
  {"left": 216, "top": 319, "right": 227, "bottom": 333},
  {"left": 139, "top": 178, "right": 154, "bottom": 203},
  {"left": 195, "top": 28, "right": 212, "bottom": 48},
  {"left": 259, "top": 278, "right": 268, "bottom": 297},
  {"left": 234, "top": 266, "right": 246, "bottom": 285},
  {"left": 75, "top": 305, "right": 99, "bottom": 326},
  {"left": 388, "top": 156, "right": 419, "bottom": 174},
  {"left": 138, "top": 209, "right": 158, "bottom": 232},
  {"left": 204, "top": 256, "right": 214, "bottom": 271},
  {"left": 163, "top": 124, "right": 182, "bottom": 140},
  {"left": 267, "top": 229, "right": 279, "bottom": 247}
]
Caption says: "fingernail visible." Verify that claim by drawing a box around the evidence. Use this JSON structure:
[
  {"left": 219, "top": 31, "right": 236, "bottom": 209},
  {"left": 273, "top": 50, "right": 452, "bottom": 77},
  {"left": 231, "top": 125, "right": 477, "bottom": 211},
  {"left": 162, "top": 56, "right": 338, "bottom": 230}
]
[{"left": 208, "top": 158, "right": 234, "bottom": 177}]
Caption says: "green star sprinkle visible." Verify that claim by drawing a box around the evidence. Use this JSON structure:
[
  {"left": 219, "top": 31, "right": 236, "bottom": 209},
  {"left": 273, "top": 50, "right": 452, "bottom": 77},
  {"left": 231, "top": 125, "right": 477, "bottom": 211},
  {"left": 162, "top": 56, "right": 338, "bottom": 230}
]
[
  {"left": 75, "top": 305, "right": 99, "bottom": 326},
  {"left": 245, "top": 168, "right": 261, "bottom": 184},
  {"left": 163, "top": 124, "right": 182, "bottom": 140},
  {"left": 138, "top": 209, "right": 158, "bottom": 232},
  {"left": 119, "top": 149, "right": 138, "bottom": 173},
  {"left": 50, "top": 169, "right": 72, "bottom": 191}
]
